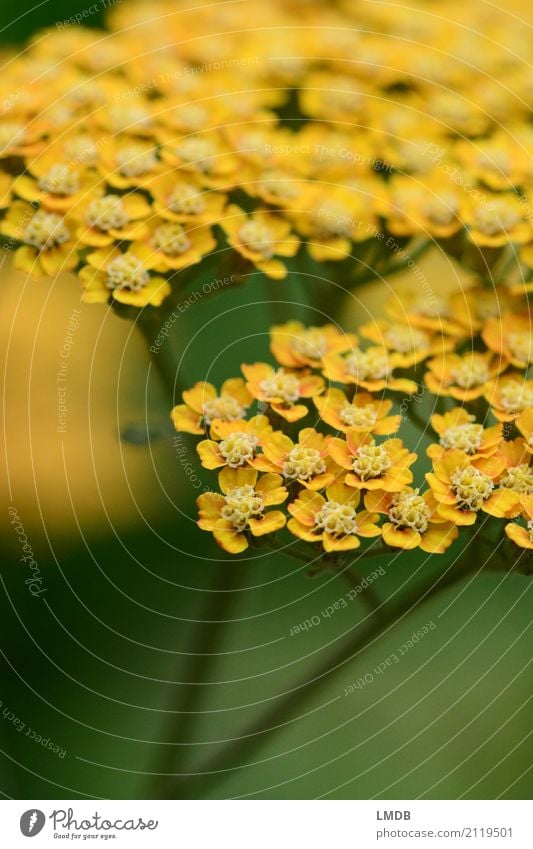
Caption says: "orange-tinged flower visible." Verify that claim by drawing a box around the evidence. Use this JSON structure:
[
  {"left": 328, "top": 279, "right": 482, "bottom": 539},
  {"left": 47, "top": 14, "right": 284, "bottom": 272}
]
[
  {"left": 482, "top": 313, "right": 532, "bottom": 369},
  {"left": 323, "top": 346, "right": 418, "bottom": 394},
  {"left": 197, "top": 467, "right": 287, "bottom": 553},
  {"left": 150, "top": 174, "right": 227, "bottom": 224},
  {"left": 75, "top": 191, "right": 151, "bottom": 247},
  {"left": 171, "top": 379, "right": 253, "bottom": 436},
  {"left": 450, "top": 286, "right": 522, "bottom": 335},
  {"left": 328, "top": 431, "right": 416, "bottom": 492},
  {"left": 359, "top": 318, "right": 455, "bottom": 368},
  {"left": 426, "top": 449, "right": 518, "bottom": 525},
  {"left": 260, "top": 427, "right": 340, "bottom": 490},
  {"left": 427, "top": 408, "right": 502, "bottom": 461},
  {"left": 288, "top": 482, "right": 381, "bottom": 553},
  {"left": 242, "top": 362, "right": 324, "bottom": 422},
  {"left": 496, "top": 439, "right": 533, "bottom": 511},
  {"left": 424, "top": 351, "right": 504, "bottom": 401},
  {"left": 516, "top": 409, "right": 533, "bottom": 454},
  {"left": 485, "top": 373, "right": 533, "bottom": 422},
  {"left": 505, "top": 495, "right": 533, "bottom": 550},
  {"left": 79, "top": 247, "right": 170, "bottom": 307},
  {"left": 364, "top": 488, "right": 458, "bottom": 553},
  {"left": 0, "top": 200, "right": 78, "bottom": 279},
  {"left": 196, "top": 415, "right": 273, "bottom": 470},
  {"left": 133, "top": 219, "right": 216, "bottom": 273},
  {"left": 221, "top": 205, "right": 300, "bottom": 280},
  {"left": 314, "top": 388, "right": 401, "bottom": 436},
  {"left": 270, "top": 321, "right": 356, "bottom": 368}
]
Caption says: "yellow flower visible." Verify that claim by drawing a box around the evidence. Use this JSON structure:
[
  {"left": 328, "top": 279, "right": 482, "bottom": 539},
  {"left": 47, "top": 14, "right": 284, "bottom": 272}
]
[
  {"left": 455, "top": 136, "right": 530, "bottom": 191},
  {"left": 364, "top": 488, "right": 458, "bottom": 553},
  {"left": 496, "top": 439, "right": 533, "bottom": 511},
  {"left": 485, "top": 373, "right": 533, "bottom": 422},
  {"left": 132, "top": 219, "right": 216, "bottom": 273},
  {"left": 270, "top": 321, "right": 356, "bottom": 368},
  {"left": 288, "top": 482, "right": 381, "bottom": 553},
  {"left": 426, "top": 450, "right": 518, "bottom": 525},
  {"left": 505, "top": 495, "right": 533, "bottom": 550},
  {"left": 482, "top": 313, "right": 532, "bottom": 369},
  {"left": 314, "top": 388, "right": 401, "bottom": 436},
  {"left": 328, "top": 431, "right": 416, "bottom": 492},
  {"left": 79, "top": 247, "right": 170, "bottom": 307},
  {"left": 260, "top": 427, "right": 340, "bottom": 490},
  {"left": 160, "top": 130, "right": 239, "bottom": 190},
  {"left": 196, "top": 415, "right": 273, "bottom": 470},
  {"left": 197, "top": 467, "right": 287, "bottom": 554},
  {"left": 378, "top": 175, "right": 462, "bottom": 239},
  {"left": 98, "top": 137, "right": 163, "bottom": 189},
  {"left": 386, "top": 288, "right": 465, "bottom": 338},
  {"left": 0, "top": 200, "right": 78, "bottom": 279},
  {"left": 171, "top": 379, "right": 253, "bottom": 436},
  {"left": 13, "top": 154, "right": 100, "bottom": 212},
  {"left": 299, "top": 72, "right": 370, "bottom": 124},
  {"left": 75, "top": 191, "right": 152, "bottom": 248},
  {"left": 424, "top": 351, "right": 504, "bottom": 401},
  {"left": 0, "top": 119, "right": 45, "bottom": 159},
  {"left": 427, "top": 408, "right": 503, "bottom": 461},
  {"left": 150, "top": 174, "right": 227, "bottom": 224},
  {"left": 221, "top": 205, "right": 300, "bottom": 280},
  {"left": 241, "top": 362, "right": 324, "bottom": 422},
  {"left": 359, "top": 318, "right": 455, "bottom": 368},
  {"left": 463, "top": 194, "right": 531, "bottom": 247},
  {"left": 450, "top": 286, "right": 522, "bottom": 335},
  {"left": 323, "top": 346, "right": 418, "bottom": 394}
]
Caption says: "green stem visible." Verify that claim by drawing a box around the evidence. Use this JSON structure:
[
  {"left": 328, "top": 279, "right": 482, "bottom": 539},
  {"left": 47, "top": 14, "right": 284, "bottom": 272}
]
[
  {"left": 150, "top": 565, "right": 242, "bottom": 799},
  {"left": 163, "top": 551, "right": 474, "bottom": 799},
  {"left": 135, "top": 308, "right": 183, "bottom": 404}
]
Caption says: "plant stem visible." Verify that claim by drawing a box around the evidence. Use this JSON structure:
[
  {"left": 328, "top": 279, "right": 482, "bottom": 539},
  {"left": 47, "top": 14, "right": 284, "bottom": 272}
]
[
  {"left": 163, "top": 552, "right": 473, "bottom": 799},
  {"left": 150, "top": 565, "right": 242, "bottom": 799},
  {"left": 135, "top": 308, "right": 183, "bottom": 404}
]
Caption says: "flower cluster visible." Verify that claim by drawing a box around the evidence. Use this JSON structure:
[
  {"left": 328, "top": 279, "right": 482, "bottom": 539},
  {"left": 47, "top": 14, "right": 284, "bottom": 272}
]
[
  {"left": 0, "top": 0, "right": 532, "bottom": 306},
  {"left": 173, "top": 300, "right": 533, "bottom": 557}
]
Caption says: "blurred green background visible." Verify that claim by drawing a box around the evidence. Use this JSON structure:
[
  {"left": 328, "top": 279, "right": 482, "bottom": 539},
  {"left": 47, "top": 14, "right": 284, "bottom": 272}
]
[{"left": 0, "top": 0, "right": 531, "bottom": 800}]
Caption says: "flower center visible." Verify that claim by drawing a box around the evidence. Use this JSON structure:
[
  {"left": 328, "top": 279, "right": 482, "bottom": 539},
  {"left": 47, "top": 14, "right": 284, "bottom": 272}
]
[
  {"left": 0, "top": 121, "right": 25, "bottom": 152},
  {"left": 259, "top": 369, "right": 300, "bottom": 405},
  {"left": 450, "top": 358, "right": 490, "bottom": 389},
  {"left": 411, "top": 294, "right": 448, "bottom": 318},
  {"left": 450, "top": 466, "right": 494, "bottom": 511},
  {"left": 291, "top": 329, "right": 327, "bottom": 359},
  {"left": 63, "top": 135, "right": 99, "bottom": 165},
  {"left": 259, "top": 170, "right": 299, "bottom": 200},
  {"left": 221, "top": 484, "right": 264, "bottom": 531},
  {"left": 282, "top": 446, "right": 326, "bottom": 481},
  {"left": 340, "top": 403, "right": 378, "bottom": 429},
  {"left": 108, "top": 104, "right": 152, "bottom": 132},
  {"left": 152, "top": 222, "right": 191, "bottom": 256},
  {"left": 238, "top": 220, "right": 275, "bottom": 258},
  {"left": 499, "top": 382, "right": 533, "bottom": 413},
  {"left": 38, "top": 164, "right": 80, "bottom": 196},
  {"left": 85, "top": 195, "right": 129, "bottom": 231},
  {"left": 507, "top": 331, "right": 532, "bottom": 364},
  {"left": 23, "top": 211, "right": 70, "bottom": 250},
  {"left": 352, "top": 441, "right": 392, "bottom": 480},
  {"left": 389, "top": 489, "right": 431, "bottom": 533},
  {"left": 168, "top": 183, "right": 206, "bottom": 215},
  {"left": 440, "top": 422, "right": 483, "bottom": 454},
  {"left": 175, "top": 137, "right": 217, "bottom": 172},
  {"left": 345, "top": 349, "right": 390, "bottom": 381},
  {"left": 105, "top": 254, "right": 149, "bottom": 292},
  {"left": 423, "top": 194, "right": 459, "bottom": 226},
  {"left": 117, "top": 144, "right": 158, "bottom": 177},
  {"left": 474, "top": 202, "right": 521, "bottom": 235},
  {"left": 313, "top": 201, "right": 353, "bottom": 237},
  {"left": 499, "top": 464, "right": 533, "bottom": 494},
  {"left": 218, "top": 432, "right": 258, "bottom": 468},
  {"left": 313, "top": 500, "right": 358, "bottom": 537},
  {"left": 384, "top": 325, "right": 430, "bottom": 353},
  {"left": 202, "top": 395, "right": 247, "bottom": 425}
]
